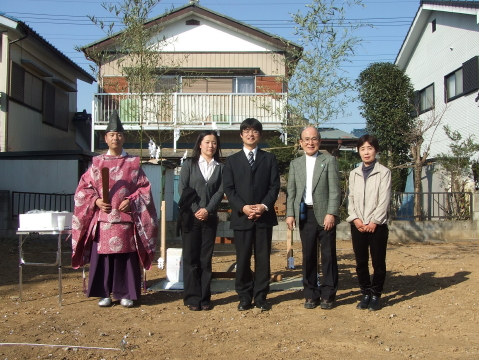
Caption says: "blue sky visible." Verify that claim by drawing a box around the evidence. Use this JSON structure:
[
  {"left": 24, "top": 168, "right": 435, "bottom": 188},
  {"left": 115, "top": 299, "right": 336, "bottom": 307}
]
[{"left": 1, "top": 0, "right": 421, "bottom": 133}]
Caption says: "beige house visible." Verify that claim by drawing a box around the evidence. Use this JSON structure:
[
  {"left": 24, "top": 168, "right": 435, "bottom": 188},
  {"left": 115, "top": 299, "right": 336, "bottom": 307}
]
[
  {"left": 81, "top": 2, "right": 302, "bottom": 152},
  {"left": 0, "top": 13, "right": 95, "bottom": 152}
]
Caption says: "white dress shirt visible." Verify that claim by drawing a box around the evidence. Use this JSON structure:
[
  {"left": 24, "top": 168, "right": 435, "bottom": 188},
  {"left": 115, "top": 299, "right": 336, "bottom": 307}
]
[
  {"left": 107, "top": 149, "right": 127, "bottom": 156},
  {"left": 243, "top": 147, "right": 257, "bottom": 160},
  {"left": 241, "top": 147, "right": 268, "bottom": 211},
  {"left": 303, "top": 152, "right": 318, "bottom": 205},
  {"left": 198, "top": 155, "right": 219, "bottom": 181}
]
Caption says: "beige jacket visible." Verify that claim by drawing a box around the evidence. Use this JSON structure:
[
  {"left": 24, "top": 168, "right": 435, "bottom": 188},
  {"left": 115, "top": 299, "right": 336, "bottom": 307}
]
[{"left": 346, "top": 161, "right": 391, "bottom": 225}]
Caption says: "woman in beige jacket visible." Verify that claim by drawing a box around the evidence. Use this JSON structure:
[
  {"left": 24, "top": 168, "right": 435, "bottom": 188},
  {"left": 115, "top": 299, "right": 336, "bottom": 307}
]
[{"left": 347, "top": 134, "right": 391, "bottom": 311}]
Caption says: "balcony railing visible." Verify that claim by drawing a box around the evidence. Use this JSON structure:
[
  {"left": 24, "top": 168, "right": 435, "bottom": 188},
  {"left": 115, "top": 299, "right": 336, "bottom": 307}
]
[{"left": 93, "top": 92, "right": 287, "bottom": 128}]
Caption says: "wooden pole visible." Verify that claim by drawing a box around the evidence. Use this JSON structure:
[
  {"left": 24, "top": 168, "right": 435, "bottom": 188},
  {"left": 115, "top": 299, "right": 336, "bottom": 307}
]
[
  {"left": 160, "top": 200, "right": 166, "bottom": 263},
  {"left": 286, "top": 228, "right": 294, "bottom": 269},
  {"left": 101, "top": 168, "right": 110, "bottom": 204}
]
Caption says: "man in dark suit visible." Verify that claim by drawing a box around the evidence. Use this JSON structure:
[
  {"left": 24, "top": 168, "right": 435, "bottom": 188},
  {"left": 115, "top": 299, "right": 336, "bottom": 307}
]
[
  {"left": 223, "top": 118, "right": 280, "bottom": 311},
  {"left": 286, "top": 126, "right": 341, "bottom": 310}
]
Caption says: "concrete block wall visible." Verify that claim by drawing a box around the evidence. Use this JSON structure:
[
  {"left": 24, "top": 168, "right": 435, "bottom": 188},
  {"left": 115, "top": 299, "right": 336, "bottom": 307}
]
[
  {"left": 165, "top": 220, "right": 353, "bottom": 244},
  {"left": 270, "top": 221, "right": 351, "bottom": 242},
  {"left": 389, "top": 220, "right": 479, "bottom": 242},
  {"left": 165, "top": 219, "right": 479, "bottom": 245}
]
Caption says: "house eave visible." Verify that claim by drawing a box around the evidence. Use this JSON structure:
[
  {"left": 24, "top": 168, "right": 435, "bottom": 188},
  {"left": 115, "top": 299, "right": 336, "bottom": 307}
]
[
  {"left": 0, "top": 13, "right": 96, "bottom": 84},
  {"left": 395, "top": 2, "right": 479, "bottom": 69},
  {"left": 0, "top": 150, "right": 97, "bottom": 160}
]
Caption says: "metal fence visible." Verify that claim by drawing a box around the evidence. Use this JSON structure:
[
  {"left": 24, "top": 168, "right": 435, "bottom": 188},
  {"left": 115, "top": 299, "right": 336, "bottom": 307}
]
[
  {"left": 390, "top": 191, "right": 473, "bottom": 220},
  {"left": 11, "top": 192, "right": 74, "bottom": 219}
]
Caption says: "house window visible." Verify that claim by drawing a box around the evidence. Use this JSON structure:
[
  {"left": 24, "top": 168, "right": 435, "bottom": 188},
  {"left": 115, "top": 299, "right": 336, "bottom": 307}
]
[
  {"left": 25, "top": 72, "right": 44, "bottom": 110},
  {"left": 432, "top": 19, "right": 436, "bottom": 32},
  {"left": 234, "top": 78, "right": 255, "bottom": 93},
  {"left": 43, "top": 82, "right": 69, "bottom": 131},
  {"left": 10, "top": 61, "right": 43, "bottom": 111},
  {"left": 445, "top": 68, "right": 463, "bottom": 101},
  {"left": 181, "top": 78, "right": 234, "bottom": 93},
  {"left": 154, "top": 76, "right": 179, "bottom": 93},
  {"left": 443, "top": 56, "right": 479, "bottom": 102},
  {"left": 418, "top": 84, "right": 434, "bottom": 113}
]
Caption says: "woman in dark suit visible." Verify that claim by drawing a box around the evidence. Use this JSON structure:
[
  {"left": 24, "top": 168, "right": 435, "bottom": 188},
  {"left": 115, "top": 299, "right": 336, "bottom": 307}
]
[{"left": 179, "top": 130, "right": 223, "bottom": 311}]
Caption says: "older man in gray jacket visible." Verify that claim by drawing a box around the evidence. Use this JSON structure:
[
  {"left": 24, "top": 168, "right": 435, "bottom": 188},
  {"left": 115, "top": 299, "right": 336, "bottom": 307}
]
[{"left": 286, "top": 127, "right": 341, "bottom": 310}]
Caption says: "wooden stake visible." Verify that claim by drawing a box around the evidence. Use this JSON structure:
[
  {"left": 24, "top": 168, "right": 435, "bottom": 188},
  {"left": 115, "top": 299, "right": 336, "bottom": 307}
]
[
  {"left": 160, "top": 200, "right": 166, "bottom": 263},
  {"left": 286, "top": 228, "right": 293, "bottom": 266}
]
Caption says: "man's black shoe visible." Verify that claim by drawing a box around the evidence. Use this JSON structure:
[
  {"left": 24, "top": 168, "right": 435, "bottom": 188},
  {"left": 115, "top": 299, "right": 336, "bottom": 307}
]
[
  {"left": 255, "top": 301, "right": 270, "bottom": 311},
  {"left": 368, "top": 295, "right": 381, "bottom": 311},
  {"left": 356, "top": 294, "right": 371, "bottom": 310},
  {"left": 320, "top": 299, "right": 334, "bottom": 310},
  {"left": 237, "top": 301, "right": 252, "bottom": 311},
  {"left": 304, "top": 299, "right": 317, "bottom": 309}
]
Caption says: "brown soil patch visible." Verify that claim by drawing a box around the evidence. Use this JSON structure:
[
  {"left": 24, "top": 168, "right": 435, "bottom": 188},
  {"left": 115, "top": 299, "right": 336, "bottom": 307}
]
[{"left": 1, "top": 236, "right": 478, "bottom": 359}]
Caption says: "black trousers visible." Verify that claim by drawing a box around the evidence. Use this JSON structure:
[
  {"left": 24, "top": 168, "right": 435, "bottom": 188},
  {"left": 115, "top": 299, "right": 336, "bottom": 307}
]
[
  {"left": 182, "top": 216, "right": 217, "bottom": 307},
  {"left": 234, "top": 225, "right": 273, "bottom": 304},
  {"left": 299, "top": 208, "right": 338, "bottom": 302},
  {"left": 351, "top": 224, "right": 388, "bottom": 296}
]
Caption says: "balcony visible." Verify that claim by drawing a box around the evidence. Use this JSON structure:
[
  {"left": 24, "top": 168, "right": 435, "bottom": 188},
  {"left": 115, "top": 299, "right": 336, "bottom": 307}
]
[{"left": 92, "top": 92, "right": 287, "bottom": 131}]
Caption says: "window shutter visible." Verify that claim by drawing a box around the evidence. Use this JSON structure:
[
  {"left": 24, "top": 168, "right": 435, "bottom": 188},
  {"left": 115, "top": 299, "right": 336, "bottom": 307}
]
[
  {"left": 43, "top": 82, "right": 55, "bottom": 126},
  {"left": 208, "top": 78, "right": 233, "bottom": 93},
  {"left": 411, "top": 90, "right": 419, "bottom": 117},
  {"left": 462, "top": 56, "right": 478, "bottom": 94},
  {"left": 10, "top": 62, "right": 25, "bottom": 102},
  {"left": 182, "top": 78, "right": 207, "bottom": 93},
  {"left": 55, "top": 89, "right": 69, "bottom": 131}
]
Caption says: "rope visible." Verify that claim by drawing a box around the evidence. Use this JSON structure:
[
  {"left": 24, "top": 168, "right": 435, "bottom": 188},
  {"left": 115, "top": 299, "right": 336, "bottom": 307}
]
[{"left": 0, "top": 343, "right": 120, "bottom": 351}]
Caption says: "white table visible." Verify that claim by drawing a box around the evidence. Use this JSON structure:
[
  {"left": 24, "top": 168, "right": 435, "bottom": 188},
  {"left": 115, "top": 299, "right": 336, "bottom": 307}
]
[{"left": 17, "top": 230, "right": 72, "bottom": 306}]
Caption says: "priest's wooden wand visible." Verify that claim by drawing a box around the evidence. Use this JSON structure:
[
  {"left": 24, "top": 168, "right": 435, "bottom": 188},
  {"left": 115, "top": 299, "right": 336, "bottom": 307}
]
[{"left": 101, "top": 168, "right": 110, "bottom": 204}]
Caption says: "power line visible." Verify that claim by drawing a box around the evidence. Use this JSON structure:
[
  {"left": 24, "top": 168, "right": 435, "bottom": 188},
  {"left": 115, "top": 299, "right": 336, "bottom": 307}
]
[
  {"left": 2, "top": 0, "right": 420, "bottom": 4},
  {"left": 6, "top": 10, "right": 415, "bottom": 22}
]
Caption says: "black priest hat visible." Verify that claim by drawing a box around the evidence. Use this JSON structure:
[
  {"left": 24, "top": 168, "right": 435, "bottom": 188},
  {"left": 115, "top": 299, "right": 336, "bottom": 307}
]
[{"left": 105, "top": 110, "right": 124, "bottom": 133}]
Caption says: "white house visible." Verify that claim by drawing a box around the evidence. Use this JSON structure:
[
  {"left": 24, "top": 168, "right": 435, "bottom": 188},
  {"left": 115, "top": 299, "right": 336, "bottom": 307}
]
[
  {"left": 395, "top": 0, "right": 479, "bottom": 159},
  {"left": 0, "top": 13, "right": 96, "bottom": 152},
  {"left": 0, "top": 13, "right": 97, "bottom": 235},
  {"left": 81, "top": 2, "right": 302, "bottom": 153}
]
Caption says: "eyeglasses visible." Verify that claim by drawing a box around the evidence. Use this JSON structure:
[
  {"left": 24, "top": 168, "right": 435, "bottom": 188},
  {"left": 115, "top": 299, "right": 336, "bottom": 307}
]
[
  {"left": 242, "top": 129, "right": 260, "bottom": 135},
  {"left": 301, "top": 137, "right": 319, "bottom": 143}
]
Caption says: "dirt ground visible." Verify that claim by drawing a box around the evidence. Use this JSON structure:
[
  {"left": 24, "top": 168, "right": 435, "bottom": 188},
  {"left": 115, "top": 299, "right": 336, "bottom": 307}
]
[{"left": 0, "top": 235, "right": 478, "bottom": 360}]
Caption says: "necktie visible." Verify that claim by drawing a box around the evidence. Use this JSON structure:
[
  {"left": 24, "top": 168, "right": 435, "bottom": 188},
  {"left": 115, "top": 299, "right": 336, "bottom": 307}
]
[{"left": 248, "top": 151, "right": 254, "bottom": 167}]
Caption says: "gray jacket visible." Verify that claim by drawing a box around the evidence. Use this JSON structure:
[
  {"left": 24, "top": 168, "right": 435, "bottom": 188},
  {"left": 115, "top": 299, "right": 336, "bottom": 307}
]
[
  {"left": 179, "top": 158, "right": 224, "bottom": 215},
  {"left": 346, "top": 161, "right": 391, "bottom": 225},
  {"left": 286, "top": 152, "right": 341, "bottom": 225}
]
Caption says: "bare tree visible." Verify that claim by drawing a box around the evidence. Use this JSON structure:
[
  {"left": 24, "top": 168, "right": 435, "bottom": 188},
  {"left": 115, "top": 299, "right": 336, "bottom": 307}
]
[{"left": 406, "top": 104, "right": 447, "bottom": 219}]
